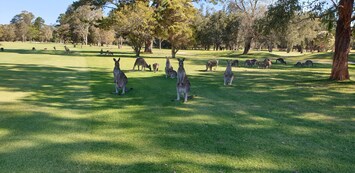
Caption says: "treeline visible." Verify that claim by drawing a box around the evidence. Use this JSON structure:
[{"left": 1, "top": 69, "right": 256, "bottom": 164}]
[
  {"left": 0, "top": 11, "right": 53, "bottom": 42},
  {"left": 0, "top": 1, "right": 343, "bottom": 56}
]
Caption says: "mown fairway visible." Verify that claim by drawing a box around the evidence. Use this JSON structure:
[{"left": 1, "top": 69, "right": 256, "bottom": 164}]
[{"left": 0, "top": 42, "right": 354, "bottom": 172}]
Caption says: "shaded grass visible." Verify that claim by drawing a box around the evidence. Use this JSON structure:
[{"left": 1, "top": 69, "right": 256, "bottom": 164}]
[{"left": 0, "top": 42, "right": 354, "bottom": 172}]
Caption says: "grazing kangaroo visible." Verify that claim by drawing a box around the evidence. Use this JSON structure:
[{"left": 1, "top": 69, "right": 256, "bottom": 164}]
[
  {"left": 224, "top": 60, "right": 234, "bottom": 85},
  {"left": 176, "top": 58, "right": 191, "bottom": 102},
  {"left": 304, "top": 60, "right": 313, "bottom": 67},
  {"left": 275, "top": 58, "right": 287, "bottom": 64},
  {"left": 245, "top": 59, "right": 258, "bottom": 67},
  {"left": 294, "top": 61, "right": 302, "bottom": 67},
  {"left": 245, "top": 60, "right": 252, "bottom": 67},
  {"left": 113, "top": 58, "right": 129, "bottom": 95},
  {"left": 153, "top": 63, "right": 159, "bottom": 73},
  {"left": 133, "top": 57, "right": 152, "bottom": 71},
  {"left": 231, "top": 60, "right": 239, "bottom": 67},
  {"left": 206, "top": 59, "right": 219, "bottom": 71},
  {"left": 0, "top": 47, "right": 4, "bottom": 51},
  {"left": 165, "top": 56, "right": 173, "bottom": 78}
]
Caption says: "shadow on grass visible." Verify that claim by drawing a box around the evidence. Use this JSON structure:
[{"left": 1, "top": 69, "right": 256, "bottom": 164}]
[{"left": 0, "top": 62, "right": 354, "bottom": 172}]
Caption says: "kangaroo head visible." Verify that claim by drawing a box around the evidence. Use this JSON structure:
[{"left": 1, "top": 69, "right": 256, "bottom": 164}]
[
  {"left": 177, "top": 58, "right": 185, "bottom": 68},
  {"left": 113, "top": 58, "right": 121, "bottom": 68}
]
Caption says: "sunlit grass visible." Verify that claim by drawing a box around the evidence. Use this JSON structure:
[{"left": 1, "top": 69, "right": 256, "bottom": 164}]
[{"left": 0, "top": 42, "right": 354, "bottom": 172}]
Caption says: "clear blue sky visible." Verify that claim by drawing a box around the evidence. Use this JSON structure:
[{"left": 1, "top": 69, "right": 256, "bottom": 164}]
[
  {"left": 0, "top": 0, "right": 75, "bottom": 25},
  {"left": 0, "top": 1, "right": 223, "bottom": 25}
]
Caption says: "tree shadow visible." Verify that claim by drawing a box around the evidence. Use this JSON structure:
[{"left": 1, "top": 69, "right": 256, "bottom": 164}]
[{"left": 0, "top": 62, "right": 354, "bottom": 172}]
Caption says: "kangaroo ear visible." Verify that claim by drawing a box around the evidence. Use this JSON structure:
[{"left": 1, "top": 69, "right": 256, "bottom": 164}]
[
  {"left": 182, "top": 58, "right": 185, "bottom": 61},
  {"left": 113, "top": 58, "right": 116, "bottom": 62},
  {"left": 177, "top": 58, "right": 181, "bottom": 61},
  {"left": 118, "top": 58, "right": 120, "bottom": 61}
]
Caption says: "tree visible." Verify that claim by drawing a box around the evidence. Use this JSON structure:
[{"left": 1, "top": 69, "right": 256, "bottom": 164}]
[
  {"left": 113, "top": 1, "right": 156, "bottom": 57},
  {"left": 330, "top": 0, "right": 353, "bottom": 80},
  {"left": 223, "top": 13, "right": 240, "bottom": 50},
  {"left": 0, "top": 25, "right": 16, "bottom": 41},
  {"left": 11, "top": 11, "right": 35, "bottom": 41},
  {"left": 208, "top": 11, "right": 228, "bottom": 50},
  {"left": 73, "top": 4, "right": 102, "bottom": 45},
  {"left": 266, "top": 0, "right": 353, "bottom": 80},
  {"left": 228, "top": 0, "right": 268, "bottom": 54},
  {"left": 159, "top": 0, "right": 196, "bottom": 58},
  {"left": 40, "top": 25, "right": 53, "bottom": 42}
]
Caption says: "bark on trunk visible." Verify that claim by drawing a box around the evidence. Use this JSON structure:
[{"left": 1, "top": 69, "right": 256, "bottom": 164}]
[
  {"left": 242, "top": 37, "right": 253, "bottom": 54},
  {"left": 172, "top": 46, "right": 179, "bottom": 58},
  {"left": 135, "top": 47, "right": 141, "bottom": 57},
  {"left": 144, "top": 39, "right": 153, "bottom": 53},
  {"left": 330, "top": 0, "right": 352, "bottom": 80},
  {"left": 159, "top": 39, "right": 162, "bottom": 49}
]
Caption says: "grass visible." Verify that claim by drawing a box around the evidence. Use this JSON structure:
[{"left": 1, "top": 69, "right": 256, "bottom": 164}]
[{"left": 0, "top": 42, "right": 354, "bottom": 172}]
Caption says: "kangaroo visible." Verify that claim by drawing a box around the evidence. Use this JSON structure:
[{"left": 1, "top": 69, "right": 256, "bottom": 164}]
[
  {"left": 294, "top": 61, "right": 302, "bottom": 67},
  {"left": 168, "top": 68, "right": 177, "bottom": 78},
  {"left": 275, "top": 58, "right": 287, "bottom": 64},
  {"left": 152, "top": 63, "right": 159, "bottom": 73},
  {"left": 53, "top": 46, "right": 56, "bottom": 51},
  {"left": 264, "top": 58, "right": 272, "bottom": 68},
  {"left": 224, "top": 60, "right": 234, "bottom": 85},
  {"left": 165, "top": 56, "right": 173, "bottom": 78},
  {"left": 231, "top": 60, "right": 239, "bottom": 67},
  {"left": 113, "top": 58, "right": 129, "bottom": 95},
  {"left": 250, "top": 59, "right": 258, "bottom": 66},
  {"left": 245, "top": 60, "right": 252, "bottom": 67},
  {"left": 206, "top": 59, "right": 219, "bottom": 71},
  {"left": 133, "top": 57, "right": 152, "bottom": 71},
  {"left": 106, "top": 50, "right": 114, "bottom": 55},
  {"left": 176, "top": 58, "right": 191, "bottom": 102},
  {"left": 100, "top": 49, "right": 104, "bottom": 55},
  {"left": 304, "top": 60, "right": 313, "bottom": 67},
  {"left": 32, "top": 47, "right": 36, "bottom": 51},
  {"left": 1, "top": 47, "right": 4, "bottom": 51},
  {"left": 64, "top": 46, "right": 70, "bottom": 54}
]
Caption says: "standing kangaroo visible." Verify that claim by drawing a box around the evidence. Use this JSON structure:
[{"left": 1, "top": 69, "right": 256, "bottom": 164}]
[
  {"left": 206, "top": 59, "right": 219, "bottom": 71},
  {"left": 224, "top": 60, "right": 234, "bottom": 85},
  {"left": 176, "top": 58, "right": 191, "bottom": 102},
  {"left": 153, "top": 63, "right": 159, "bottom": 73},
  {"left": 113, "top": 58, "right": 128, "bottom": 95},
  {"left": 133, "top": 57, "right": 152, "bottom": 71},
  {"left": 165, "top": 56, "right": 173, "bottom": 78}
]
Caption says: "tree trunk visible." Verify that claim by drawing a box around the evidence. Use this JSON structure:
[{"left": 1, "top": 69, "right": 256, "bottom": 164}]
[
  {"left": 242, "top": 37, "right": 253, "bottom": 54},
  {"left": 171, "top": 46, "right": 178, "bottom": 58},
  {"left": 330, "top": 0, "right": 352, "bottom": 80},
  {"left": 135, "top": 47, "right": 141, "bottom": 57},
  {"left": 158, "top": 39, "right": 162, "bottom": 49},
  {"left": 144, "top": 39, "right": 153, "bottom": 53}
]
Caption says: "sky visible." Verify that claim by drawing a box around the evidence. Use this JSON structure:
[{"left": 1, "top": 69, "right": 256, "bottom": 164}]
[{"left": 0, "top": 0, "right": 75, "bottom": 25}]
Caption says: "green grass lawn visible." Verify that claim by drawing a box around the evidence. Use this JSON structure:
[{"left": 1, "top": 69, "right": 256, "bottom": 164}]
[{"left": 0, "top": 42, "right": 354, "bottom": 172}]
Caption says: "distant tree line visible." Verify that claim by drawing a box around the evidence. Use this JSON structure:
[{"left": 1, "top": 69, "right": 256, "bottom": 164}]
[
  {"left": 0, "top": 0, "right": 353, "bottom": 80},
  {"left": 0, "top": 11, "right": 53, "bottom": 42}
]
